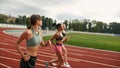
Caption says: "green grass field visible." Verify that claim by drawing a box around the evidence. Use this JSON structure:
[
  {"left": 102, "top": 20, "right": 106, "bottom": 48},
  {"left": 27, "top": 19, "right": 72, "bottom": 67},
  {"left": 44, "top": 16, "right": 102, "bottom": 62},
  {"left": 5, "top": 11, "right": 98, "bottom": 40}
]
[{"left": 43, "top": 33, "right": 120, "bottom": 52}]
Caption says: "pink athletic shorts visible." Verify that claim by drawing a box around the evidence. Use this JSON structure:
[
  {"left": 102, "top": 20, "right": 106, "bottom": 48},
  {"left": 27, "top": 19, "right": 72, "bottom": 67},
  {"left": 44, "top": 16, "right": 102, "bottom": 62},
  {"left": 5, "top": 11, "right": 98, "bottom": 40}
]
[{"left": 54, "top": 44, "right": 62, "bottom": 52}]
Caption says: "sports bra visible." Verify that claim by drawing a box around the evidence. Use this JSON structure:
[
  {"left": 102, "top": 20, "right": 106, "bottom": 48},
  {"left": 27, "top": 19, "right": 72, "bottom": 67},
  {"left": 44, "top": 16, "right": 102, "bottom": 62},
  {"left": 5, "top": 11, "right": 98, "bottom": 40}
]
[
  {"left": 56, "top": 31, "right": 66, "bottom": 41},
  {"left": 26, "top": 28, "right": 42, "bottom": 47}
]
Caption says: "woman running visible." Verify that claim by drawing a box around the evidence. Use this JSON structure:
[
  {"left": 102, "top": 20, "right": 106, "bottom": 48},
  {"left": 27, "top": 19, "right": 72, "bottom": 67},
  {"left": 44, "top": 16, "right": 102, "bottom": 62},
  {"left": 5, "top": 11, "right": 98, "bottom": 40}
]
[
  {"left": 45, "top": 23, "right": 70, "bottom": 68},
  {"left": 62, "top": 24, "right": 70, "bottom": 67},
  {"left": 15, "top": 14, "right": 51, "bottom": 68},
  {"left": 50, "top": 24, "right": 71, "bottom": 67}
]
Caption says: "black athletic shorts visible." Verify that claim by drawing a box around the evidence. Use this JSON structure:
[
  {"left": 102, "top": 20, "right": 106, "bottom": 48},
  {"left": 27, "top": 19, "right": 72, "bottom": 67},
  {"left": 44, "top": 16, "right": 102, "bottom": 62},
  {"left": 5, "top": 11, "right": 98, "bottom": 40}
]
[{"left": 20, "top": 56, "right": 37, "bottom": 68}]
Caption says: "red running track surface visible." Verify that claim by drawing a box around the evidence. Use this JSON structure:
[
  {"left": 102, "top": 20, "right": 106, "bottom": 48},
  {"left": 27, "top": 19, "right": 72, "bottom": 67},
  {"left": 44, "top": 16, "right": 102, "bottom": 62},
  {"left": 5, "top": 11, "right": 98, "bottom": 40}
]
[{"left": 0, "top": 28, "right": 120, "bottom": 68}]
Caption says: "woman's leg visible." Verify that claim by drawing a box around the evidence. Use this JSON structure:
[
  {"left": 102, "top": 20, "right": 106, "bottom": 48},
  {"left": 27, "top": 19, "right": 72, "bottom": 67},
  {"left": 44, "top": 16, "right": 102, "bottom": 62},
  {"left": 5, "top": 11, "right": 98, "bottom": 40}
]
[
  {"left": 47, "top": 53, "right": 58, "bottom": 67},
  {"left": 49, "top": 45, "right": 58, "bottom": 65},
  {"left": 50, "top": 53, "right": 57, "bottom": 62},
  {"left": 50, "top": 45, "right": 69, "bottom": 66},
  {"left": 55, "top": 47, "right": 63, "bottom": 68},
  {"left": 62, "top": 45, "right": 68, "bottom": 63},
  {"left": 62, "top": 45, "right": 70, "bottom": 67},
  {"left": 47, "top": 46, "right": 63, "bottom": 68}
]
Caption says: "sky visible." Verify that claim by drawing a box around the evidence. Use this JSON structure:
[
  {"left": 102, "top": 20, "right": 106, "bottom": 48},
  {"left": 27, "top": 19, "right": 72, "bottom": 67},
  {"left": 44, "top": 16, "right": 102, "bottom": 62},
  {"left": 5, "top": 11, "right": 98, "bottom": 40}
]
[{"left": 0, "top": 0, "right": 120, "bottom": 23}]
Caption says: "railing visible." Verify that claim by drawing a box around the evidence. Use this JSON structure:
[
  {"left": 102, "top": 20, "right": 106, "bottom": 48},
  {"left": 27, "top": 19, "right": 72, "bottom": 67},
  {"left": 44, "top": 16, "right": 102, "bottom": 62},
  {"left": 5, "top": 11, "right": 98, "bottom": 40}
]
[{"left": 0, "top": 23, "right": 27, "bottom": 28}]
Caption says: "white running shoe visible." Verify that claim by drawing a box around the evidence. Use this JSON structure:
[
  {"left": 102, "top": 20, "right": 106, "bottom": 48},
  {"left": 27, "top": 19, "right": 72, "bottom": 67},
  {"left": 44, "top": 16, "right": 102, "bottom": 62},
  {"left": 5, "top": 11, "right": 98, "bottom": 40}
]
[
  {"left": 63, "top": 62, "right": 70, "bottom": 67},
  {"left": 51, "top": 63, "right": 57, "bottom": 66}
]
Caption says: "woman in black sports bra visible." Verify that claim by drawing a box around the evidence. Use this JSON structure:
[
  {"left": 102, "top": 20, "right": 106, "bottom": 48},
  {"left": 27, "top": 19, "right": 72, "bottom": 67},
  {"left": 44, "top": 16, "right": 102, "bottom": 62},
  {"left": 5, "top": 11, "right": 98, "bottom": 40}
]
[
  {"left": 48, "top": 24, "right": 71, "bottom": 67},
  {"left": 61, "top": 24, "right": 71, "bottom": 67},
  {"left": 45, "top": 23, "right": 70, "bottom": 68}
]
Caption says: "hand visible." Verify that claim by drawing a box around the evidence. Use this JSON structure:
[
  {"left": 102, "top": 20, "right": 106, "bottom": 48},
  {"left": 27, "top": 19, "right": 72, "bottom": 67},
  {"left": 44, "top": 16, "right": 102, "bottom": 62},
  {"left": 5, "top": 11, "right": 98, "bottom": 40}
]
[
  {"left": 23, "top": 54, "right": 30, "bottom": 61},
  {"left": 44, "top": 40, "right": 52, "bottom": 47},
  {"left": 68, "top": 35, "right": 72, "bottom": 38},
  {"left": 40, "top": 40, "right": 51, "bottom": 47},
  {"left": 66, "top": 35, "right": 72, "bottom": 40},
  {"left": 46, "top": 40, "right": 52, "bottom": 46}
]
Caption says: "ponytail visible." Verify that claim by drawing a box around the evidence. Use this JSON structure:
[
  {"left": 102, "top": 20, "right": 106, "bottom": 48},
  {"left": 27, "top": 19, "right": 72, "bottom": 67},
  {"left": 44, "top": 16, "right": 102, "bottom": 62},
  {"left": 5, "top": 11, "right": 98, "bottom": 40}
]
[
  {"left": 27, "top": 25, "right": 31, "bottom": 29},
  {"left": 52, "top": 23, "right": 57, "bottom": 26},
  {"left": 52, "top": 23, "right": 61, "bottom": 29}
]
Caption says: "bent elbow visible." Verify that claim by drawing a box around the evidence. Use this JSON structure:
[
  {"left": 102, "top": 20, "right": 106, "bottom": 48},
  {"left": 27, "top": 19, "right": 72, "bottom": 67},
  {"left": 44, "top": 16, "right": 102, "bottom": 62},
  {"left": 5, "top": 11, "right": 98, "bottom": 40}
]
[{"left": 15, "top": 42, "right": 19, "bottom": 49}]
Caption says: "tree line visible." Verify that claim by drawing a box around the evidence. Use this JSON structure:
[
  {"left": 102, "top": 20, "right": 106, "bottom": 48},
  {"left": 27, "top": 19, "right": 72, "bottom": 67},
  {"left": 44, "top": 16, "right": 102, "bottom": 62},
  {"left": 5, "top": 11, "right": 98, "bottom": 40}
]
[
  {"left": 0, "top": 13, "right": 120, "bottom": 34},
  {"left": 15, "top": 15, "right": 56, "bottom": 30},
  {"left": 0, "top": 14, "right": 56, "bottom": 30},
  {"left": 66, "top": 19, "right": 120, "bottom": 34}
]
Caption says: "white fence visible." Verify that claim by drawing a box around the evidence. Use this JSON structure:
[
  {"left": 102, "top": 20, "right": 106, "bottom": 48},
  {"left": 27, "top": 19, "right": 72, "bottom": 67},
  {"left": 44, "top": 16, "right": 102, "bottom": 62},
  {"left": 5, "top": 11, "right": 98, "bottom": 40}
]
[{"left": 0, "top": 23, "right": 27, "bottom": 28}]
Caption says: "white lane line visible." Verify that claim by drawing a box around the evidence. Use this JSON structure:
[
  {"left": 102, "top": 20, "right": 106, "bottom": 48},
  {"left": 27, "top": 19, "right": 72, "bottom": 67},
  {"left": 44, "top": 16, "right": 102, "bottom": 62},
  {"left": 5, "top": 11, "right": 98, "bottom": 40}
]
[
  {"left": 0, "top": 38, "right": 119, "bottom": 64},
  {"left": 0, "top": 63, "right": 11, "bottom": 68},
  {"left": 67, "top": 52, "right": 120, "bottom": 62},
  {"left": 1, "top": 47, "right": 120, "bottom": 68},
  {"left": 0, "top": 29, "right": 120, "bottom": 67},
  {"left": 1, "top": 41, "right": 120, "bottom": 63},
  {"left": 0, "top": 48, "right": 54, "bottom": 68},
  {"left": 67, "top": 45, "right": 120, "bottom": 54},
  {"left": 36, "top": 50, "right": 120, "bottom": 68},
  {"left": 0, "top": 47, "right": 81, "bottom": 62},
  {"left": 1, "top": 37, "right": 120, "bottom": 58},
  {"left": 67, "top": 48, "right": 120, "bottom": 58},
  {"left": 41, "top": 46, "right": 120, "bottom": 59},
  {"left": 1, "top": 41, "right": 120, "bottom": 62},
  {"left": 39, "top": 48, "right": 120, "bottom": 62},
  {"left": 0, "top": 48, "right": 20, "bottom": 55},
  {"left": 1, "top": 31, "right": 120, "bottom": 54},
  {"left": 35, "top": 43, "right": 120, "bottom": 57},
  {"left": 68, "top": 57, "right": 120, "bottom": 68},
  {"left": 0, "top": 56, "right": 53, "bottom": 68},
  {"left": 0, "top": 56, "right": 19, "bottom": 61},
  {"left": 0, "top": 48, "right": 54, "bottom": 63}
]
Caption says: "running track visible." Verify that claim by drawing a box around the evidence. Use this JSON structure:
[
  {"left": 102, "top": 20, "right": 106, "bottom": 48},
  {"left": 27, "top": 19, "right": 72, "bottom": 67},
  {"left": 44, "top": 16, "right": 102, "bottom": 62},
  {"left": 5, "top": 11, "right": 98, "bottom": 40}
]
[{"left": 0, "top": 28, "right": 120, "bottom": 68}]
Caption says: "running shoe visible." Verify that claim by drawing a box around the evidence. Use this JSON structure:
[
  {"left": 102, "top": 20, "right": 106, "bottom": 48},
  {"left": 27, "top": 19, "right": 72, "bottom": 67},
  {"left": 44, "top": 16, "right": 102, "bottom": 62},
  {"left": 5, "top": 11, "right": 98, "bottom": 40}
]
[
  {"left": 45, "top": 61, "right": 49, "bottom": 68},
  {"left": 63, "top": 62, "right": 70, "bottom": 67}
]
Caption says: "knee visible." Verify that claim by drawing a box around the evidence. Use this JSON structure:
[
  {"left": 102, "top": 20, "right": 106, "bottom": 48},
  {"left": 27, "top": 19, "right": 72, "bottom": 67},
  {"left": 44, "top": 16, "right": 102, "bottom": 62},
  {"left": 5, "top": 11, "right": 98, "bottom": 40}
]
[{"left": 64, "top": 50, "right": 68, "bottom": 54}]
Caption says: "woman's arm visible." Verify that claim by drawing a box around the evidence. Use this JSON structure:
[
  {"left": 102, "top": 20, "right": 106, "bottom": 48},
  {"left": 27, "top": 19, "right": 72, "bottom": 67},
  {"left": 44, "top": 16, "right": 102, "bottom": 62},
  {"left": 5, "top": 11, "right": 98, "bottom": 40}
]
[
  {"left": 15, "top": 31, "right": 29, "bottom": 61},
  {"left": 62, "top": 35, "right": 72, "bottom": 43},
  {"left": 39, "top": 30, "right": 51, "bottom": 47},
  {"left": 50, "top": 33, "right": 57, "bottom": 45}
]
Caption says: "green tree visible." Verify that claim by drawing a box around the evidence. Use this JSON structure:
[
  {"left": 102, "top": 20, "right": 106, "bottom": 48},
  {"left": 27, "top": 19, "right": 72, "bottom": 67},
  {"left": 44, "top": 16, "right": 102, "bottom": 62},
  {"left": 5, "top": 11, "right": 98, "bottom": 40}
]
[
  {"left": 102, "top": 23, "right": 107, "bottom": 33},
  {"left": 48, "top": 18, "right": 53, "bottom": 30},
  {"left": 109, "top": 22, "right": 120, "bottom": 34},
  {"left": 0, "top": 19, "right": 6, "bottom": 23},
  {"left": 88, "top": 22, "right": 92, "bottom": 32}
]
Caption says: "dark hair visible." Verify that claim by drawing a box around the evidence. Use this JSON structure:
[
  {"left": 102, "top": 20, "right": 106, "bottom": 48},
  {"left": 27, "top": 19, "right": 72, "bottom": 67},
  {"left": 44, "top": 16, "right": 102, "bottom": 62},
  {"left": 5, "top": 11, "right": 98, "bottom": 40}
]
[
  {"left": 30, "top": 14, "right": 41, "bottom": 25},
  {"left": 27, "top": 14, "right": 41, "bottom": 29},
  {"left": 27, "top": 25, "right": 31, "bottom": 29},
  {"left": 52, "top": 23, "right": 62, "bottom": 29}
]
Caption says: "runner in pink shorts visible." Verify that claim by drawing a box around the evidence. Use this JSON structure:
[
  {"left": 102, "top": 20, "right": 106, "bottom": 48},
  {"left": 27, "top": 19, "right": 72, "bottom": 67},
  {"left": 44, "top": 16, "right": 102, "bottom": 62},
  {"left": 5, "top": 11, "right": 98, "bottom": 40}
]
[{"left": 45, "top": 23, "right": 69, "bottom": 68}]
